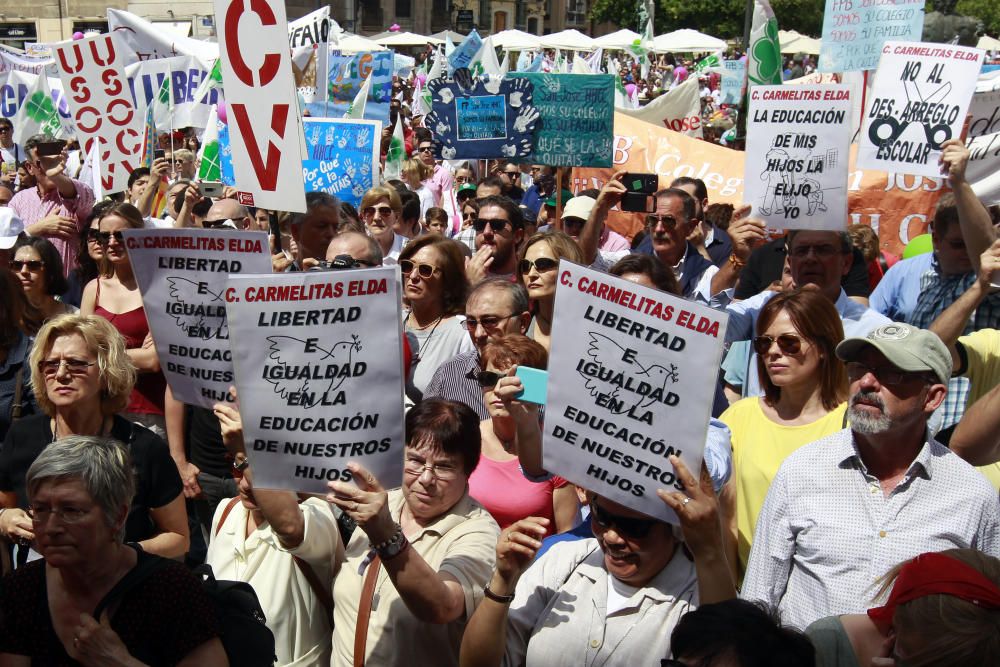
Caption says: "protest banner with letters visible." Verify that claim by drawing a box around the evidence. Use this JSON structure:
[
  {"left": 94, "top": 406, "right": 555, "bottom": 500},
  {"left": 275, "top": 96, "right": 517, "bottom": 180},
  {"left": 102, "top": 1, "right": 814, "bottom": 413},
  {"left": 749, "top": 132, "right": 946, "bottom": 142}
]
[
  {"left": 314, "top": 50, "right": 394, "bottom": 124},
  {"left": 970, "top": 71, "right": 1000, "bottom": 140},
  {"left": 0, "top": 70, "right": 76, "bottom": 138},
  {"left": 818, "top": 0, "right": 924, "bottom": 73},
  {"left": 509, "top": 72, "right": 613, "bottom": 167},
  {"left": 302, "top": 118, "right": 381, "bottom": 207},
  {"left": 721, "top": 60, "right": 745, "bottom": 105},
  {"left": 52, "top": 32, "right": 143, "bottom": 195},
  {"left": 425, "top": 75, "right": 539, "bottom": 160},
  {"left": 858, "top": 42, "right": 984, "bottom": 178},
  {"left": 744, "top": 84, "right": 853, "bottom": 229},
  {"left": 213, "top": 0, "right": 306, "bottom": 212},
  {"left": 122, "top": 228, "right": 272, "bottom": 409},
  {"left": 544, "top": 262, "right": 727, "bottom": 522},
  {"left": 107, "top": 8, "right": 220, "bottom": 65},
  {"left": 0, "top": 49, "right": 56, "bottom": 76},
  {"left": 125, "top": 56, "right": 221, "bottom": 130},
  {"left": 614, "top": 78, "right": 703, "bottom": 138},
  {"left": 289, "top": 6, "right": 331, "bottom": 104},
  {"left": 225, "top": 268, "right": 405, "bottom": 493}
]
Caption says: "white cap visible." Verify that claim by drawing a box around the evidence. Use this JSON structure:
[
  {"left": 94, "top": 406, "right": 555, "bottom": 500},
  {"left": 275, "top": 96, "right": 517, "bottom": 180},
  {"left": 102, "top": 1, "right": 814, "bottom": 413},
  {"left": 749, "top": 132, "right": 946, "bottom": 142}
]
[
  {"left": 0, "top": 208, "right": 24, "bottom": 250},
  {"left": 560, "top": 195, "right": 596, "bottom": 221}
]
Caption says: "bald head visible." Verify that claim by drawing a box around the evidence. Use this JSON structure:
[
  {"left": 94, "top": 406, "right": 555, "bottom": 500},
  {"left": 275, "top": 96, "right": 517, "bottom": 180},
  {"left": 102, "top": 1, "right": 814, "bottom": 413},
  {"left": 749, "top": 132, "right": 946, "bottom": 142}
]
[
  {"left": 205, "top": 199, "right": 252, "bottom": 229},
  {"left": 326, "top": 231, "right": 382, "bottom": 267}
]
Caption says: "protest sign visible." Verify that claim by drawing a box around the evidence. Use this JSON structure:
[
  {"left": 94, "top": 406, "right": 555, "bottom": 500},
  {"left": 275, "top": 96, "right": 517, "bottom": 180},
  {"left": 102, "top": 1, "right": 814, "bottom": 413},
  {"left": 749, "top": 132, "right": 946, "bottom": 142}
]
[
  {"left": 449, "top": 30, "right": 483, "bottom": 72},
  {"left": 818, "top": 0, "right": 924, "bottom": 73},
  {"left": 966, "top": 130, "right": 1000, "bottom": 205},
  {"left": 509, "top": 72, "right": 614, "bottom": 167},
  {"left": 0, "top": 70, "right": 76, "bottom": 138},
  {"left": 213, "top": 0, "right": 306, "bottom": 212},
  {"left": 315, "top": 50, "right": 393, "bottom": 123},
  {"left": 125, "top": 56, "right": 220, "bottom": 130},
  {"left": 544, "top": 262, "right": 727, "bottom": 522},
  {"left": 744, "top": 85, "right": 853, "bottom": 229},
  {"left": 107, "top": 8, "right": 219, "bottom": 64},
  {"left": 970, "top": 71, "right": 1000, "bottom": 139},
  {"left": 425, "top": 75, "right": 539, "bottom": 160},
  {"left": 858, "top": 42, "right": 984, "bottom": 178},
  {"left": 225, "top": 268, "right": 405, "bottom": 493},
  {"left": 302, "top": 118, "right": 381, "bottom": 207},
  {"left": 122, "top": 228, "right": 272, "bottom": 408},
  {"left": 289, "top": 7, "right": 331, "bottom": 104},
  {"left": 52, "top": 32, "right": 143, "bottom": 194},
  {"left": 614, "top": 78, "right": 703, "bottom": 137},
  {"left": 0, "top": 49, "right": 56, "bottom": 76},
  {"left": 721, "top": 60, "right": 745, "bottom": 105}
]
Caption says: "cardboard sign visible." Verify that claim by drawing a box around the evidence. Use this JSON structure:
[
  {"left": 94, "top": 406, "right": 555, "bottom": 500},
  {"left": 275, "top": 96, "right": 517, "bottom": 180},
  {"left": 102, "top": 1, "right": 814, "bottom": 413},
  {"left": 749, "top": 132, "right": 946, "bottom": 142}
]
[
  {"left": 818, "top": 0, "right": 924, "bottom": 73},
  {"left": 52, "top": 32, "right": 142, "bottom": 194},
  {"left": 314, "top": 50, "right": 393, "bottom": 124},
  {"left": 544, "top": 262, "right": 727, "bottom": 522},
  {"left": 289, "top": 6, "right": 331, "bottom": 104},
  {"left": 302, "top": 118, "right": 381, "bottom": 206},
  {"left": 858, "top": 42, "right": 985, "bottom": 178},
  {"left": 744, "top": 85, "right": 853, "bottom": 229},
  {"left": 125, "top": 56, "right": 221, "bottom": 130},
  {"left": 721, "top": 60, "right": 745, "bottom": 105},
  {"left": 510, "top": 72, "right": 614, "bottom": 167},
  {"left": 213, "top": 0, "right": 306, "bottom": 212},
  {"left": 123, "top": 228, "right": 272, "bottom": 408},
  {"left": 225, "top": 269, "right": 406, "bottom": 493},
  {"left": 614, "top": 77, "right": 703, "bottom": 138},
  {"left": 425, "top": 75, "right": 539, "bottom": 160}
]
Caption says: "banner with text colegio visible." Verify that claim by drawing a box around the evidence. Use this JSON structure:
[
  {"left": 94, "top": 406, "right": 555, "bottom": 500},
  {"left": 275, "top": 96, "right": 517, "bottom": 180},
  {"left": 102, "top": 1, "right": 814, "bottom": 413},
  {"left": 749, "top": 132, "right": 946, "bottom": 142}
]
[
  {"left": 123, "top": 228, "right": 272, "bottom": 409},
  {"left": 543, "top": 262, "right": 727, "bottom": 523},
  {"left": 213, "top": 0, "right": 306, "bottom": 212},
  {"left": 225, "top": 268, "right": 405, "bottom": 493}
]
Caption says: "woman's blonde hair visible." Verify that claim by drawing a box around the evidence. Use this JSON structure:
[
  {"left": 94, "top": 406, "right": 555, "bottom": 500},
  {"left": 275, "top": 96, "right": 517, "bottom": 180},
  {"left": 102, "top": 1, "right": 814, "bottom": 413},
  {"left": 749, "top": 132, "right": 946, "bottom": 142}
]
[
  {"left": 360, "top": 186, "right": 402, "bottom": 215},
  {"left": 30, "top": 314, "right": 136, "bottom": 417},
  {"left": 404, "top": 157, "right": 433, "bottom": 183},
  {"left": 516, "top": 231, "right": 583, "bottom": 284}
]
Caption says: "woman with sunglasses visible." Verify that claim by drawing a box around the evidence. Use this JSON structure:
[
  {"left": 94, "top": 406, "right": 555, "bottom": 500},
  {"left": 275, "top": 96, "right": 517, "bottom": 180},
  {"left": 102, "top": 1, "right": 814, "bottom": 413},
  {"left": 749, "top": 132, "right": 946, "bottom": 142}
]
[
  {"left": 359, "top": 186, "right": 408, "bottom": 264},
  {"left": 399, "top": 236, "right": 474, "bottom": 402},
  {"left": 470, "top": 335, "right": 578, "bottom": 536},
  {"left": 718, "top": 288, "right": 848, "bottom": 581},
  {"left": 516, "top": 231, "right": 583, "bottom": 352},
  {"left": 80, "top": 203, "right": 167, "bottom": 438},
  {"left": 62, "top": 202, "right": 111, "bottom": 308},
  {"left": 10, "top": 236, "right": 76, "bottom": 334}
]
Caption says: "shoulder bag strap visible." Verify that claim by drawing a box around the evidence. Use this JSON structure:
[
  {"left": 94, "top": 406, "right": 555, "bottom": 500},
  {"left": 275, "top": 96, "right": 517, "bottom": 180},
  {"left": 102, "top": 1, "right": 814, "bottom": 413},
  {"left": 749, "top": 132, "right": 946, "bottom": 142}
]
[
  {"left": 92, "top": 548, "right": 169, "bottom": 620},
  {"left": 293, "top": 556, "right": 334, "bottom": 621},
  {"left": 214, "top": 497, "right": 242, "bottom": 537},
  {"left": 10, "top": 366, "right": 23, "bottom": 421},
  {"left": 353, "top": 554, "right": 382, "bottom": 667}
]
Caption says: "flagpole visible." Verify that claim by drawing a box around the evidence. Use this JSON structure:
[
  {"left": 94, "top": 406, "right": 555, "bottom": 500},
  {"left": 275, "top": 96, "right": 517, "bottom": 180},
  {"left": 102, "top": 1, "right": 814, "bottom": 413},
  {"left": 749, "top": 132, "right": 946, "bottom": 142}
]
[{"left": 735, "top": 0, "right": 754, "bottom": 148}]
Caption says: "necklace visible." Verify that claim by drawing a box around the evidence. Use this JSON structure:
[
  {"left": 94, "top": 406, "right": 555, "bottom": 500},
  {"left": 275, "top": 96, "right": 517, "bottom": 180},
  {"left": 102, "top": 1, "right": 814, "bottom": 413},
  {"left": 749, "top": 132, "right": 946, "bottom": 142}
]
[{"left": 408, "top": 312, "right": 444, "bottom": 365}]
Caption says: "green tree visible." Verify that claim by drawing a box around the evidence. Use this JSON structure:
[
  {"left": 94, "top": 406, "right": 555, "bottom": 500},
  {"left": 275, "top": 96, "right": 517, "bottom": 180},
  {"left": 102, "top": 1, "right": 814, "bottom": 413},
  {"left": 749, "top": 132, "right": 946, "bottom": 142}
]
[{"left": 956, "top": 0, "right": 1000, "bottom": 34}]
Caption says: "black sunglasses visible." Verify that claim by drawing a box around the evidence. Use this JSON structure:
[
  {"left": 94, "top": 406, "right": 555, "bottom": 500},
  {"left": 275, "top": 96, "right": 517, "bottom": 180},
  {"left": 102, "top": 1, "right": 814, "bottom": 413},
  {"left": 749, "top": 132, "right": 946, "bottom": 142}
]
[
  {"left": 590, "top": 500, "right": 658, "bottom": 539},
  {"left": 752, "top": 333, "right": 804, "bottom": 356},
  {"left": 11, "top": 260, "right": 44, "bottom": 272},
  {"left": 399, "top": 260, "right": 438, "bottom": 278},
  {"left": 477, "top": 370, "right": 503, "bottom": 388},
  {"left": 504, "top": 171, "right": 520, "bottom": 178},
  {"left": 86, "top": 229, "right": 102, "bottom": 242},
  {"left": 473, "top": 218, "right": 510, "bottom": 233},
  {"left": 519, "top": 258, "right": 559, "bottom": 274},
  {"left": 96, "top": 231, "right": 125, "bottom": 245}
]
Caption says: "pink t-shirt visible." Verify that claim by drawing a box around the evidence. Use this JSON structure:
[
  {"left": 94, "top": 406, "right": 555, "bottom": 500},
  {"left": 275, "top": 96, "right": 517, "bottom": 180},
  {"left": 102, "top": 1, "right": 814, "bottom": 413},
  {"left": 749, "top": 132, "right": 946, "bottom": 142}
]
[{"left": 469, "top": 455, "right": 567, "bottom": 536}]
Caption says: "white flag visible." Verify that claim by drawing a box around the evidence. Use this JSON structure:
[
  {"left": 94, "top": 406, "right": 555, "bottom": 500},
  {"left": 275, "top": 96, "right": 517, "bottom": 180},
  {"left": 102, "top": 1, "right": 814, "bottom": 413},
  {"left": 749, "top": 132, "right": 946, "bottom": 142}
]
[
  {"left": 12, "top": 74, "right": 68, "bottom": 146},
  {"left": 345, "top": 74, "right": 372, "bottom": 119}
]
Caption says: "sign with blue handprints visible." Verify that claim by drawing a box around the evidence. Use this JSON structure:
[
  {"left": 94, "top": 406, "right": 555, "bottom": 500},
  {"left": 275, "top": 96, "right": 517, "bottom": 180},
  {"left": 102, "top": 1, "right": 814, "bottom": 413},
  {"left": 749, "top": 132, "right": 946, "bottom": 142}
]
[
  {"left": 302, "top": 118, "right": 382, "bottom": 206},
  {"left": 305, "top": 50, "right": 394, "bottom": 124},
  {"left": 425, "top": 75, "right": 539, "bottom": 160}
]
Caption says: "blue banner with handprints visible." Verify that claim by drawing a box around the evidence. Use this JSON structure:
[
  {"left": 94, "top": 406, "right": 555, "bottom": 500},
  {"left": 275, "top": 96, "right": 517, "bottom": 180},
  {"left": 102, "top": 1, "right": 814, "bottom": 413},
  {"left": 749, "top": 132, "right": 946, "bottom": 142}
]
[
  {"left": 305, "top": 50, "right": 393, "bottom": 123},
  {"left": 301, "top": 118, "right": 381, "bottom": 207},
  {"left": 218, "top": 121, "right": 236, "bottom": 187}
]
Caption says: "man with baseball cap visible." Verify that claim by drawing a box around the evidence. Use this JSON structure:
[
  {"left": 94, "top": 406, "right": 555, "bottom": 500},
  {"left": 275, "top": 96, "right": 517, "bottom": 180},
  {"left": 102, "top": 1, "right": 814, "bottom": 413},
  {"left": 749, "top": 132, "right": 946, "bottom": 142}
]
[{"left": 742, "top": 323, "right": 1000, "bottom": 630}]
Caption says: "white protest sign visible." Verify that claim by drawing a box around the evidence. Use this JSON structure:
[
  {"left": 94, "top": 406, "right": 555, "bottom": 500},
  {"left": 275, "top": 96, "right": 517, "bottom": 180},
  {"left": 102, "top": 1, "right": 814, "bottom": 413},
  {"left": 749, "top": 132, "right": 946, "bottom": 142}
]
[
  {"left": 125, "top": 56, "right": 221, "bottom": 130},
  {"left": 225, "top": 269, "right": 405, "bottom": 493},
  {"left": 744, "top": 84, "right": 853, "bottom": 229},
  {"left": 818, "top": 0, "right": 924, "bottom": 73},
  {"left": 289, "top": 6, "right": 331, "bottom": 104},
  {"left": 544, "top": 262, "right": 727, "bottom": 523},
  {"left": 107, "top": 9, "right": 220, "bottom": 64},
  {"left": 615, "top": 78, "right": 703, "bottom": 137},
  {"left": 213, "top": 0, "right": 306, "bottom": 212},
  {"left": 970, "top": 71, "right": 1000, "bottom": 139},
  {"left": 122, "top": 228, "right": 272, "bottom": 409},
  {"left": 52, "top": 32, "right": 143, "bottom": 194},
  {"left": 858, "top": 42, "right": 984, "bottom": 178}
]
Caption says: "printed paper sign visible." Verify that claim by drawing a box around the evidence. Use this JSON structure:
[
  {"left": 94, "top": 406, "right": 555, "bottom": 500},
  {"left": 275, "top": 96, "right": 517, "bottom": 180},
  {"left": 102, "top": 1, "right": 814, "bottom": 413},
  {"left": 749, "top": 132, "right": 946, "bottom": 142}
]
[
  {"left": 52, "top": 32, "right": 143, "bottom": 194},
  {"left": 858, "top": 42, "right": 985, "bottom": 178},
  {"left": 614, "top": 77, "right": 702, "bottom": 138},
  {"left": 818, "top": 0, "right": 924, "bottom": 73},
  {"left": 425, "top": 75, "right": 539, "bottom": 160},
  {"left": 213, "top": 0, "right": 306, "bottom": 212},
  {"left": 225, "top": 269, "right": 405, "bottom": 493},
  {"left": 721, "top": 60, "right": 745, "bottom": 105},
  {"left": 544, "top": 262, "right": 727, "bottom": 523},
  {"left": 125, "top": 56, "right": 222, "bottom": 129},
  {"left": 123, "top": 228, "right": 272, "bottom": 408},
  {"left": 302, "top": 118, "right": 381, "bottom": 207},
  {"left": 510, "top": 73, "right": 614, "bottom": 167},
  {"left": 744, "top": 84, "right": 853, "bottom": 229},
  {"left": 289, "top": 6, "right": 331, "bottom": 104},
  {"left": 314, "top": 50, "right": 393, "bottom": 123}
]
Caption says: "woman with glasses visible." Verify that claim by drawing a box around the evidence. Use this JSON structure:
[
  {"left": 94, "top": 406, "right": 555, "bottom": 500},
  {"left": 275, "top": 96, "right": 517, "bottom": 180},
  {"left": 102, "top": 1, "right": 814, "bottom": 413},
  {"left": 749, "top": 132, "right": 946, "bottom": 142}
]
[
  {"left": 10, "top": 236, "right": 76, "bottom": 333},
  {"left": 326, "top": 398, "right": 500, "bottom": 667},
  {"left": 516, "top": 231, "right": 583, "bottom": 352},
  {"left": 80, "top": 203, "right": 167, "bottom": 438},
  {"left": 470, "top": 335, "right": 577, "bottom": 536},
  {"left": 399, "top": 236, "right": 474, "bottom": 402},
  {"left": 0, "top": 436, "right": 224, "bottom": 664},
  {"left": 718, "top": 288, "right": 848, "bottom": 581},
  {"left": 0, "top": 314, "right": 188, "bottom": 560},
  {"left": 359, "top": 186, "right": 408, "bottom": 264},
  {"left": 62, "top": 203, "right": 110, "bottom": 308}
]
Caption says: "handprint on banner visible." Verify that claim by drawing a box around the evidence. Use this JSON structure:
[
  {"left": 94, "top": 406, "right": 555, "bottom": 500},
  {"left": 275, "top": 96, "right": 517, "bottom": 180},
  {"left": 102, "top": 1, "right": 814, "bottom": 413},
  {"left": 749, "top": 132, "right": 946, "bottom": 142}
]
[
  {"left": 165, "top": 277, "right": 229, "bottom": 341},
  {"left": 513, "top": 107, "right": 540, "bottom": 133},
  {"left": 264, "top": 334, "right": 363, "bottom": 408},
  {"left": 579, "top": 332, "right": 679, "bottom": 414}
]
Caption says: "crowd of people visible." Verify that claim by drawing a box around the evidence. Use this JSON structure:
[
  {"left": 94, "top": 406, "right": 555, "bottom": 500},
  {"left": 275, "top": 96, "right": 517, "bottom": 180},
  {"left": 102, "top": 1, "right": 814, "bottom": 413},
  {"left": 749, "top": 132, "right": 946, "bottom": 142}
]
[{"left": 0, "top": 57, "right": 999, "bottom": 667}]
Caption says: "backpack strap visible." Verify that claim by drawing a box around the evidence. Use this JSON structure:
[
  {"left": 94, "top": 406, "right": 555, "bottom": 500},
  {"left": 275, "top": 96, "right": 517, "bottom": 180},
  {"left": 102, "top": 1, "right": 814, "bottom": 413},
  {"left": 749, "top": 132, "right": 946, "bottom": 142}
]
[
  {"left": 93, "top": 546, "right": 169, "bottom": 620},
  {"left": 215, "top": 497, "right": 242, "bottom": 537},
  {"left": 293, "top": 556, "right": 334, "bottom": 621},
  {"left": 353, "top": 554, "right": 382, "bottom": 667}
]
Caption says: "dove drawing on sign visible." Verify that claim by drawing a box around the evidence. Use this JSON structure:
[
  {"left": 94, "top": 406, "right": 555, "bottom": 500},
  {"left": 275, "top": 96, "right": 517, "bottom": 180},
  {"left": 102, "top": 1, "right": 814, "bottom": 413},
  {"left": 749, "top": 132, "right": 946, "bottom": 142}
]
[
  {"left": 264, "top": 334, "right": 363, "bottom": 408},
  {"left": 165, "top": 277, "right": 229, "bottom": 340},
  {"left": 580, "top": 332, "right": 680, "bottom": 415}
]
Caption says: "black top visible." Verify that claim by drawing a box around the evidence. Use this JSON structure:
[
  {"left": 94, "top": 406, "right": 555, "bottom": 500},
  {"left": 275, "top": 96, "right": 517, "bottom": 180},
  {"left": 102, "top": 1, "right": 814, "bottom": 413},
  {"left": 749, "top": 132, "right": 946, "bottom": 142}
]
[
  {"left": 187, "top": 405, "right": 231, "bottom": 479},
  {"left": 0, "top": 333, "right": 37, "bottom": 442},
  {"left": 734, "top": 236, "right": 871, "bottom": 300},
  {"left": 0, "top": 414, "right": 183, "bottom": 543}
]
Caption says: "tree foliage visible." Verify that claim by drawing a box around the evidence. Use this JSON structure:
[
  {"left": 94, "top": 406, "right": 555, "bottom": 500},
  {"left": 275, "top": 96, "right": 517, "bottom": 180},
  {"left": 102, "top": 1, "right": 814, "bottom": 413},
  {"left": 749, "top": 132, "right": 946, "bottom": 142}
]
[{"left": 956, "top": 0, "right": 1000, "bottom": 35}]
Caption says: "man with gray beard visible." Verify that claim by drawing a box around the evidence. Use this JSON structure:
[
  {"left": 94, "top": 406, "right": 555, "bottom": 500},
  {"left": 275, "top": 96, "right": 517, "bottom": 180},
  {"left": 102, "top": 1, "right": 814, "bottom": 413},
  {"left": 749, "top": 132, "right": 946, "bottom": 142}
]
[{"left": 741, "top": 323, "right": 1000, "bottom": 630}]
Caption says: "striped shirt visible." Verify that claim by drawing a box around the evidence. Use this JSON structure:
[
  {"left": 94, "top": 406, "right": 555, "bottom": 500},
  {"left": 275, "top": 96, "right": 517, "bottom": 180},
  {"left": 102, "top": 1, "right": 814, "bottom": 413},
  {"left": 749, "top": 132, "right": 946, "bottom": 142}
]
[{"left": 423, "top": 350, "right": 488, "bottom": 420}]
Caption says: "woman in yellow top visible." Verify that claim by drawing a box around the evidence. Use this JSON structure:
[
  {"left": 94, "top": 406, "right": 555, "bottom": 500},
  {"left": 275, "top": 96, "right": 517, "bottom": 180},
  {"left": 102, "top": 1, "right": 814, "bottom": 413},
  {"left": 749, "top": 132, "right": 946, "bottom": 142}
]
[{"left": 720, "top": 288, "right": 848, "bottom": 581}]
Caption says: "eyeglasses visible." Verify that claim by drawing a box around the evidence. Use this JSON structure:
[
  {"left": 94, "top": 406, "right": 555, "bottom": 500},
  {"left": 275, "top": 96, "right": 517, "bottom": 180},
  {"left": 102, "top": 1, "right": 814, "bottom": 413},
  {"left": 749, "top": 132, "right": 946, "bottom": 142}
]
[
  {"left": 462, "top": 211, "right": 478, "bottom": 220},
  {"left": 589, "top": 500, "right": 658, "bottom": 540},
  {"left": 519, "top": 257, "right": 559, "bottom": 274},
  {"left": 40, "top": 358, "right": 97, "bottom": 376},
  {"left": 86, "top": 229, "right": 102, "bottom": 244},
  {"left": 646, "top": 214, "right": 678, "bottom": 230},
  {"left": 202, "top": 218, "right": 235, "bottom": 229},
  {"left": 752, "top": 333, "right": 805, "bottom": 356},
  {"left": 11, "top": 260, "right": 44, "bottom": 272},
  {"left": 362, "top": 206, "right": 394, "bottom": 218},
  {"left": 403, "top": 453, "right": 460, "bottom": 481},
  {"left": 463, "top": 314, "right": 515, "bottom": 332},
  {"left": 399, "top": 260, "right": 440, "bottom": 278},
  {"left": 504, "top": 171, "right": 520, "bottom": 178},
  {"left": 845, "top": 362, "right": 933, "bottom": 387},
  {"left": 0, "top": 127, "right": 11, "bottom": 133},
  {"left": 96, "top": 231, "right": 125, "bottom": 246},
  {"left": 171, "top": 158, "right": 190, "bottom": 165},
  {"left": 476, "top": 370, "right": 503, "bottom": 388},
  {"left": 28, "top": 504, "right": 94, "bottom": 525},
  {"left": 418, "top": 145, "right": 433, "bottom": 153},
  {"left": 473, "top": 218, "right": 510, "bottom": 234},
  {"left": 789, "top": 244, "right": 839, "bottom": 259}
]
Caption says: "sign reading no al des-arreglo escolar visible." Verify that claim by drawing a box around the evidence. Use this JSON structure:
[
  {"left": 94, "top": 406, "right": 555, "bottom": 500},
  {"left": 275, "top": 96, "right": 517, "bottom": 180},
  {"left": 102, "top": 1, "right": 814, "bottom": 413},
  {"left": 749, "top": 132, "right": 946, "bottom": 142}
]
[
  {"left": 225, "top": 268, "right": 405, "bottom": 493},
  {"left": 123, "top": 228, "right": 272, "bottom": 409},
  {"left": 544, "top": 262, "right": 727, "bottom": 523}
]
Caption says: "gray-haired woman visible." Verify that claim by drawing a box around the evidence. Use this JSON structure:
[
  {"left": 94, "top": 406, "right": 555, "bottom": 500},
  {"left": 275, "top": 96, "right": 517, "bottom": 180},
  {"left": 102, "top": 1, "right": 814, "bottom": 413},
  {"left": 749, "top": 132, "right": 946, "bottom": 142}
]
[{"left": 0, "top": 436, "right": 227, "bottom": 666}]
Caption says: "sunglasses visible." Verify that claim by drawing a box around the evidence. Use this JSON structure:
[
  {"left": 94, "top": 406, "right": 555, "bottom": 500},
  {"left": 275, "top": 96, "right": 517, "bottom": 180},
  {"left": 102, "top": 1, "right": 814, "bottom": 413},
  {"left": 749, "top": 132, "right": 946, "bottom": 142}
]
[
  {"left": 473, "top": 218, "right": 510, "bottom": 234},
  {"left": 418, "top": 145, "right": 433, "bottom": 153},
  {"left": 845, "top": 362, "right": 932, "bottom": 387},
  {"left": 590, "top": 500, "right": 658, "bottom": 539},
  {"left": 363, "top": 206, "right": 394, "bottom": 217},
  {"left": 86, "top": 229, "right": 103, "bottom": 243},
  {"left": 752, "top": 333, "right": 804, "bottom": 356},
  {"left": 646, "top": 214, "right": 678, "bottom": 230},
  {"left": 96, "top": 231, "right": 125, "bottom": 246},
  {"left": 504, "top": 171, "right": 520, "bottom": 178},
  {"left": 399, "top": 260, "right": 439, "bottom": 278},
  {"left": 231, "top": 456, "right": 249, "bottom": 480},
  {"left": 519, "top": 257, "right": 559, "bottom": 274},
  {"left": 476, "top": 370, "right": 503, "bottom": 388},
  {"left": 11, "top": 260, "right": 44, "bottom": 272},
  {"left": 463, "top": 314, "right": 515, "bottom": 332},
  {"left": 40, "top": 358, "right": 96, "bottom": 376}
]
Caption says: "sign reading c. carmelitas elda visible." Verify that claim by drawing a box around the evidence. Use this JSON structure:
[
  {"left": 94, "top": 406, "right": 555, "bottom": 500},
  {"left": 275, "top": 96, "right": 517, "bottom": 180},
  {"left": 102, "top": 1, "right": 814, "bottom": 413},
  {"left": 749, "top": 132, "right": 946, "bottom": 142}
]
[
  {"left": 544, "top": 262, "right": 727, "bottom": 523},
  {"left": 225, "top": 268, "right": 404, "bottom": 493},
  {"left": 123, "top": 228, "right": 272, "bottom": 409}
]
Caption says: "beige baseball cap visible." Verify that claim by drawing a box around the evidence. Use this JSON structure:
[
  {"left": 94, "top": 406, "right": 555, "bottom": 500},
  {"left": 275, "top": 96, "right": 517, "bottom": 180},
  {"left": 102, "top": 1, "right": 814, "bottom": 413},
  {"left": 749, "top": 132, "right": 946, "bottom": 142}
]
[
  {"left": 560, "top": 195, "right": 596, "bottom": 221},
  {"left": 835, "top": 323, "right": 951, "bottom": 385}
]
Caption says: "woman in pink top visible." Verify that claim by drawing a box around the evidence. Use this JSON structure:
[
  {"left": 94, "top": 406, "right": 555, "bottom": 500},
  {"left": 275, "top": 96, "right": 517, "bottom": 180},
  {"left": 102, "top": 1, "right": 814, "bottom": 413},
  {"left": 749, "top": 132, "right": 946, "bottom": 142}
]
[{"left": 468, "top": 335, "right": 578, "bottom": 535}]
